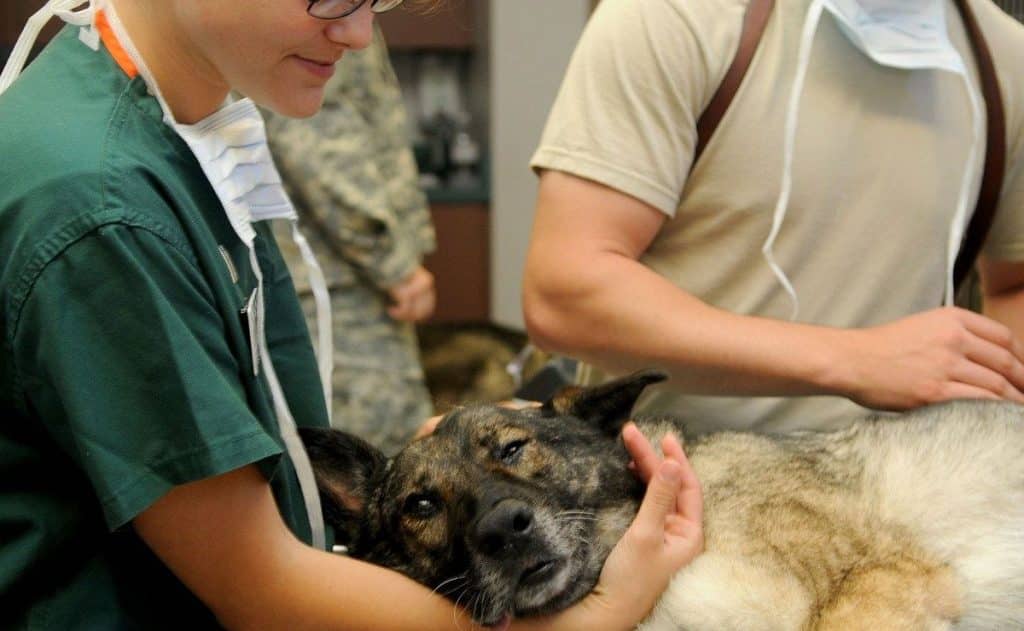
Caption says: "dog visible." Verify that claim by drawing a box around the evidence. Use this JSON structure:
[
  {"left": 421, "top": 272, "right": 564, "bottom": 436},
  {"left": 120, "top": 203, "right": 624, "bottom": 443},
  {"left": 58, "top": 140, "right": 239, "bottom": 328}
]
[{"left": 300, "top": 370, "right": 1024, "bottom": 630}]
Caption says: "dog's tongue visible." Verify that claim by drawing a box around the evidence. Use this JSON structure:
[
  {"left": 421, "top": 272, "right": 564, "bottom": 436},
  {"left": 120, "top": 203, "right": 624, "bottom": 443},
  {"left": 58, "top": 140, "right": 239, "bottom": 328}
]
[{"left": 486, "top": 614, "right": 511, "bottom": 631}]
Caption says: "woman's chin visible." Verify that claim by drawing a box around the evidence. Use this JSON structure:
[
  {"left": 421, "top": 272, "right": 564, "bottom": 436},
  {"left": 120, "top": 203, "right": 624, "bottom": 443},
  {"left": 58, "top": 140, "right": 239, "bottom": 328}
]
[{"left": 263, "top": 88, "right": 325, "bottom": 119}]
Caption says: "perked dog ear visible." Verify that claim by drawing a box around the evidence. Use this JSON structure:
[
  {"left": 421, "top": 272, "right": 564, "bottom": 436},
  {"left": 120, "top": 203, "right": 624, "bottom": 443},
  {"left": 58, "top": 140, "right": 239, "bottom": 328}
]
[
  {"left": 298, "top": 426, "right": 386, "bottom": 547},
  {"left": 541, "top": 369, "right": 668, "bottom": 435}
]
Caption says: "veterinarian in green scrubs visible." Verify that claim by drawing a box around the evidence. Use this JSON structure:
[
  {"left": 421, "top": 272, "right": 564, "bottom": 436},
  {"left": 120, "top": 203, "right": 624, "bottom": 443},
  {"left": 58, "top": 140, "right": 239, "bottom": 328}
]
[{"left": 0, "top": 0, "right": 703, "bottom": 628}]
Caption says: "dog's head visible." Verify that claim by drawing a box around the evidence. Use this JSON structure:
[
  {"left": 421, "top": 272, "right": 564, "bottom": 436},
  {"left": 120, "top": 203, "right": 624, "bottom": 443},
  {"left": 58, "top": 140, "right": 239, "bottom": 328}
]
[{"left": 300, "top": 370, "right": 668, "bottom": 626}]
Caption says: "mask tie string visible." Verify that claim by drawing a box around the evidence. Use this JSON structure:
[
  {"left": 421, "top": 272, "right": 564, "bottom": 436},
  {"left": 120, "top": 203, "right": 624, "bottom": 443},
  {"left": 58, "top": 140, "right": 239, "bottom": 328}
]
[
  {"left": 764, "top": 0, "right": 826, "bottom": 321},
  {"left": 290, "top": 221, "right": 334, "bottom": 422},
  {"left": 249, "top": 247, "right": 327, "bottom": 550},
  {"left": 944, "top": 70, "right": 984, "bottom": 305}
]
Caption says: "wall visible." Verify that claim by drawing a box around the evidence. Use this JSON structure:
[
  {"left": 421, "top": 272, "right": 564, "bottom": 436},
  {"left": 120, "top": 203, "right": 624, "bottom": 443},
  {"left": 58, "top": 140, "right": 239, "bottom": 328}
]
[{"left": 489, "top": 0, "right": 591, "bottom": 329}]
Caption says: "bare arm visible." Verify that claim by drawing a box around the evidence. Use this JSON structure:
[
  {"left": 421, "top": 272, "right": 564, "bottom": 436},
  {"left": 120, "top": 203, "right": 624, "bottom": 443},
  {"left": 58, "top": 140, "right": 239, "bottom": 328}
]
[
  {"left": 134, "top": 439, "right": 702, "bottom": 631},
  {"left": 980, "top": 258, "right": 1024, "bottom": 347},
  {"left": 523, "top": 170, "right": 1024, "bottom": 410},
  {"left": 134, "top": 465, "right": 471, "bottom": 631}
]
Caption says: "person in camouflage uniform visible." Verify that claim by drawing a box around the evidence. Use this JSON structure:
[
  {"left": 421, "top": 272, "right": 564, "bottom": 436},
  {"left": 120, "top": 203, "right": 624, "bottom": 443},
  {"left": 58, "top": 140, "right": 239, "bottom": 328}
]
[{"left": 266, "top": 24, "right": 436, "bottom": 456}]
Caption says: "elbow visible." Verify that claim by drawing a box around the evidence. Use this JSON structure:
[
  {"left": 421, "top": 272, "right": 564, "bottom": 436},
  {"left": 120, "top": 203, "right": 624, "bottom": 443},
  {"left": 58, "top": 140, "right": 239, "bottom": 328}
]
[{"left": 522, "top": 273, "right": 582, "bottom": 356}]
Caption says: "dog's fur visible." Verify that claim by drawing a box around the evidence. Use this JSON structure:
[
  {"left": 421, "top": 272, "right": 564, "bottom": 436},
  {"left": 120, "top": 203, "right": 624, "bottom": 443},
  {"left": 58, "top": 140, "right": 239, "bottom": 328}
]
[{"left": 300, "top": 371, "right": 1024, "bottom": 630}]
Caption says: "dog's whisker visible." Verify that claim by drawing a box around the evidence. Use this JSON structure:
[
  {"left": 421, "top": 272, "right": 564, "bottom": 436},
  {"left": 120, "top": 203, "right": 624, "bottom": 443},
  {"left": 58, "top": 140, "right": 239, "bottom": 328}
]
[
  {"left": 452, "top": 587, "right": 474, "bottom": 631},
  {"left": 432, "top": 573, "right": 469, "bottom": 597}
]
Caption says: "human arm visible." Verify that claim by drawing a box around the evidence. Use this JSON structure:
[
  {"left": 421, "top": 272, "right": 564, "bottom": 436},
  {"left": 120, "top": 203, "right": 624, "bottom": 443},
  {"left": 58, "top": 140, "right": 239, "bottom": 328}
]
[
  {"left": 980, "top": 257, "right": 1024, "bottom": 344},
  {"left": 523, "top": 170, "right": 1024, "bottom": 410},
  {"left": 133, "top": 429, "right": 702, "bottom": 631}
]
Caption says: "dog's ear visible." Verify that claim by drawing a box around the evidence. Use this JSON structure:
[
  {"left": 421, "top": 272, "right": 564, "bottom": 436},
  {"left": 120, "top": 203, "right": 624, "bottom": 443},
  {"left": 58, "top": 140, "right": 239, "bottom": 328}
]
[
  {"left": 541, "top": 369, "right": 668, "bottom": 434},
  {"left": 299, "top": 427, "right": 386, "bottom": 546}
]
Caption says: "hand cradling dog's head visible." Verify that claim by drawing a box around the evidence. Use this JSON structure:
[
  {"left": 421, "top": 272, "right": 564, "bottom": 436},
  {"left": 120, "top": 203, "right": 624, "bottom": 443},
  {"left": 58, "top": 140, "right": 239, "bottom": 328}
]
[{"left": 300, "top": 370, "right": 669, "bottom": 626}]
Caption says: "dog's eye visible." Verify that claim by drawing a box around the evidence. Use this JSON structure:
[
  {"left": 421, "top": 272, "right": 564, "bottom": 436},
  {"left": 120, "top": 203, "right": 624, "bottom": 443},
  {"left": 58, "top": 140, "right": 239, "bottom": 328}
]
[
  {"left": 402, "top": 493, "right": 441, "bottom": 519},
  {"left": 498, "top": 439, "right": 529, "bottom": 464}
]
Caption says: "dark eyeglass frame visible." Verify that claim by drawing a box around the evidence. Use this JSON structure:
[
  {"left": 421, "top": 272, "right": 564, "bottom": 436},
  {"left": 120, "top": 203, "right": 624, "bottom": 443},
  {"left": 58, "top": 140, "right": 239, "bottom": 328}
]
[{"left": 306, "top": 0, "right": 405, "bottom": 20}]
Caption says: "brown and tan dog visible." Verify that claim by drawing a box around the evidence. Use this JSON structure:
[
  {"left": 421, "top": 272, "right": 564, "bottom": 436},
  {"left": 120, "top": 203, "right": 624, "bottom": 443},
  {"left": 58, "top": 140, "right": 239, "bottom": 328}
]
[{"left": 301, "top": 371, "right": 1024, "bottom": 630}]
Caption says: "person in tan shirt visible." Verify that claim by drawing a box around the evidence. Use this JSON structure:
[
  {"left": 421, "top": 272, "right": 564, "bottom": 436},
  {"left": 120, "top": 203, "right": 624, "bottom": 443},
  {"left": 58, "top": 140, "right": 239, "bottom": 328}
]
[{"left": 527, "top": 0, "right": 1024, "bottom": 434}]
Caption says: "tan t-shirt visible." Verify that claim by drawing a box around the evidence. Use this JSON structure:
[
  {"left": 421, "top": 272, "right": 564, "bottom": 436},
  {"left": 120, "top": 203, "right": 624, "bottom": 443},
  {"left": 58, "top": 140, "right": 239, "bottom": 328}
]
[{"left": 531, "top": 0, "right": 1024, "bottom": 433}]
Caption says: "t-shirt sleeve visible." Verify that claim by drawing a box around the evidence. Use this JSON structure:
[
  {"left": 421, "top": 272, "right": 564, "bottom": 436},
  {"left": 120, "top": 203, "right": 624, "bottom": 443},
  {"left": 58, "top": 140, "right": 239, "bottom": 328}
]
[
  {"left": 10, "top": 222, "right": 283, "bottom": 530},
  {"left": 530, "top": 0, "right": 746, "bottom": 216}
]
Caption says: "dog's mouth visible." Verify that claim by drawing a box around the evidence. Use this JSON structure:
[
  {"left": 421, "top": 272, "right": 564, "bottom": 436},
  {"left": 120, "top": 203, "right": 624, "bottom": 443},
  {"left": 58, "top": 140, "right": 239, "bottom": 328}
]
[
  {"left": 515, "top": 556, "right": 571, "bottom": 607},
  {"left": 520, "top": 558, "right": 558, "bottom": 586},
  {"left": 467, "top": 547, "right": 582, "bottom": 627}
]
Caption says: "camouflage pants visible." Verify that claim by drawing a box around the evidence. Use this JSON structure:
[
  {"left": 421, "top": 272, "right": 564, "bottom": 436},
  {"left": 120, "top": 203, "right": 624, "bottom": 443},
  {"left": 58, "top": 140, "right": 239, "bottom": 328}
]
[{"left": 297, "top": 283, "right": 435, "bottom": 456}]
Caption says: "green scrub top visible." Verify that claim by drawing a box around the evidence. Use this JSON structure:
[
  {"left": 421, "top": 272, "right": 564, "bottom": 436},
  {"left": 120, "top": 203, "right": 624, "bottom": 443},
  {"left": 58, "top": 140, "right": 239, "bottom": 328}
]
[{"left": 0, "top": 27, "right": 331, "bottom": 629}]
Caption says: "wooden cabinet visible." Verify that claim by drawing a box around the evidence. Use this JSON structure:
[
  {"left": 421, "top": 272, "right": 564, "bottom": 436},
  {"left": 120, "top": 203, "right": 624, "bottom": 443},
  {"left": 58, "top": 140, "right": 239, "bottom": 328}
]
[
  {"left": 380, "top": 3, "right": 489, "bottom": 322},
  {"left": 2, "top": 1, "right": 60, "bottom": 46},
  {"left": 423, "top": 202, "right": 490, "bottom": 322},
  {"left": 377, "top": 2, "right": 477, "bottom": 50}
]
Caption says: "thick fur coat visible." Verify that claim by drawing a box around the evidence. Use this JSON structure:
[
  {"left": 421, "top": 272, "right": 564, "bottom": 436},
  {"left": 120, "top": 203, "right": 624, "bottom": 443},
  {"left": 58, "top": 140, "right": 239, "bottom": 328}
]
[{"left": 301, "top": 371, "right": 1024, "bottom": 630}]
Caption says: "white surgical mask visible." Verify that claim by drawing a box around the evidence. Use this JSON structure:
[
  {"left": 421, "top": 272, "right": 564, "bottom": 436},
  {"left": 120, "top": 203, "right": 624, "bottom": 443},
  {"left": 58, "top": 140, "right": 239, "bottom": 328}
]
[
  {"left": 0, "top": 0, "right": 331, "bottom": 550},
  {"left": 766, "top": 0, "right": 983, "bottom": 318}
]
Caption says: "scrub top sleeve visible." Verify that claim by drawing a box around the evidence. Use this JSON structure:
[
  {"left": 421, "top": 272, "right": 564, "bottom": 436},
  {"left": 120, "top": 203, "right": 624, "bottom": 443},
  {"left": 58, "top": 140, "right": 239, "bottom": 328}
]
[{"left": 10, "top": 222, "right": 283, "bottom": 530}]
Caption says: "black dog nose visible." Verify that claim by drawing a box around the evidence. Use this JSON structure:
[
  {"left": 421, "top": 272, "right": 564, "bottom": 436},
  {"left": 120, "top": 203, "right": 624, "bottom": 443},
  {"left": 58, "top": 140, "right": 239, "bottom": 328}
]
[{"left": 473, "top": 499, "right": 535, "bottom": 558}]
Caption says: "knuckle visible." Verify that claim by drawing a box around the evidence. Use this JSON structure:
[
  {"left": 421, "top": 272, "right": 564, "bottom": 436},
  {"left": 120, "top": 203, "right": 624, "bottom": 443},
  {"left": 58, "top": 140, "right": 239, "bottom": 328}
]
[
  {"left": 996, "top": 350, "right": 1017, "bottom": 375},
  {"left": 914, "top": 381, "right": 944, "bottom": 404}
]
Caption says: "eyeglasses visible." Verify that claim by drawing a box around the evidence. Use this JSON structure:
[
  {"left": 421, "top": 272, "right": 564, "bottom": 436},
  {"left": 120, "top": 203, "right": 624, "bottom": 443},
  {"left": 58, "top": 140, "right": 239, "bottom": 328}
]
[{"left": 307, "top": 0, "right": 405, "bottom": 20}]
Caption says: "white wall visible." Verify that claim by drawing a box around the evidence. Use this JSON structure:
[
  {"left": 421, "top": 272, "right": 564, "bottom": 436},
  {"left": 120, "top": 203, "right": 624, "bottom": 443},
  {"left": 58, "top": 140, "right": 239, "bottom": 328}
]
[{"left": 489, "top": 0, "right": 591, "bottom": 329}]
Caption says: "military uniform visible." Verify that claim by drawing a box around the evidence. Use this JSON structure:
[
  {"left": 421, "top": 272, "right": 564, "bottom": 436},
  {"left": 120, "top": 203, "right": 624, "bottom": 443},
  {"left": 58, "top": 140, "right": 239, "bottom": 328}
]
[{"left": 266, "top": 25, "right": 435, "bottom": 455}]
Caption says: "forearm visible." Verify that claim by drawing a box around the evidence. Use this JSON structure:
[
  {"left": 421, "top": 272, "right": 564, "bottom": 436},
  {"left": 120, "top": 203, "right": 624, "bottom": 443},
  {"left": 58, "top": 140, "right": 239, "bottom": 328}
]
[
  {"left": 137, "top": 466, "right": 641, "bottom": 631},
  {"left": 524, "top": 250, "right": 852, "bottom": 397},
  {"left": 243, "top": 543, "right": 480, "bottom": 631},
  {"left": 263, "top": 547, "right": 633, "bottom": 631},
  {"left": 525, "top": 172, "right": 1024, "bottom": 410},
  {"left": 980, "top": 256, "right": 1024, "bottom": 349}
]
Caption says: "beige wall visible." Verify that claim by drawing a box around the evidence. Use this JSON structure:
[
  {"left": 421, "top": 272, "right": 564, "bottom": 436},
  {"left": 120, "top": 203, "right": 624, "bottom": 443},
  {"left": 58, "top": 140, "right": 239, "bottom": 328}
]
[{"left": 489, "top": 0, "right": 590, "bottom": 329}]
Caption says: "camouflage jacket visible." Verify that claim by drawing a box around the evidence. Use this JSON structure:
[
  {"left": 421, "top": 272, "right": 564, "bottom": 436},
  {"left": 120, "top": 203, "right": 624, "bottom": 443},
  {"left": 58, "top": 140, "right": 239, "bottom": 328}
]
[{"left": 266, "top": 24, "right": 435, "bottom": 294}]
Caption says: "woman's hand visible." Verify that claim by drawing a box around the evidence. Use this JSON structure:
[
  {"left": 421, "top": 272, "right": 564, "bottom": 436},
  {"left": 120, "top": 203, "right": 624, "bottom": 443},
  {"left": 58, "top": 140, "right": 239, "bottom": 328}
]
[{"left": 574, "top": 424, "right": 704, "bottom": 629}]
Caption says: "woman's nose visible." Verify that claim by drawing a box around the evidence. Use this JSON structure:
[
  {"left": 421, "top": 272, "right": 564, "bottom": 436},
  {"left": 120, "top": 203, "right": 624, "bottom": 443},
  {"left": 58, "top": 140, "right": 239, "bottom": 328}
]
[{"left": 323, "top": 6, "right": 375, "bottom": 50}]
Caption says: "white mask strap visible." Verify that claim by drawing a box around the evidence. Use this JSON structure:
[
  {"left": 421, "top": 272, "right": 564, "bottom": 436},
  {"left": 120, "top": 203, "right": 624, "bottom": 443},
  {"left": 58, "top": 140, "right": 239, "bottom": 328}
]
[
  {"left": 0, "top": 0, "right": 105, "bottom": 96},
  {"left": 290, "top": 221, "right": 334, "bottom": 422},
  {"left": 764, "top": 0, "right": 825, "bottom": 321},
  {"left": 248, "top": 248, "right": 327, "bottom": 550},
  {"left": 945, "top": 71, "right": 984, "bottom": 305}
]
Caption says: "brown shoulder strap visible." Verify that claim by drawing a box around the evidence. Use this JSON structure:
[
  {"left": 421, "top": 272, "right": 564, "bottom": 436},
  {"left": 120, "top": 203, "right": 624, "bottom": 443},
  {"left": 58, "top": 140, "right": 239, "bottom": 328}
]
[
  {"left": 952, "top": 0, "right": 1006, "bottom": 291},
  {"left": 693, "top": 0, "right": 775, "bottom": 164}
]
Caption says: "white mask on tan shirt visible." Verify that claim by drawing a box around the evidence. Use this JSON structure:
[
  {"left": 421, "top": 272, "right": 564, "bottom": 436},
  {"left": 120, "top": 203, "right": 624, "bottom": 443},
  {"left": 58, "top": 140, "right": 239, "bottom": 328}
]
[{"left": 766, "top": 0, "right": 983, "bottom": 317}]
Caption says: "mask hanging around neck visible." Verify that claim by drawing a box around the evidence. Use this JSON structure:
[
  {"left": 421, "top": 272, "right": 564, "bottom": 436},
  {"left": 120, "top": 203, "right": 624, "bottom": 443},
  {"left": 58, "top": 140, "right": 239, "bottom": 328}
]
[
  {"left": 765, "top": 0, "right": 983, "bottom": 319},
  {"left": 1, "top": 0, "right": 332, "bottom": 550}
]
